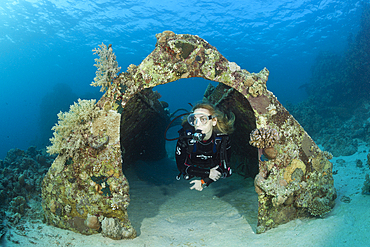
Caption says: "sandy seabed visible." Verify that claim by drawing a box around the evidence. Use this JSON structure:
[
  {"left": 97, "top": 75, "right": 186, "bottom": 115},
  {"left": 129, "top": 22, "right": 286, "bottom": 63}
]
[{"left": 1, "top": 144, "right": 370, "bottom": 247}]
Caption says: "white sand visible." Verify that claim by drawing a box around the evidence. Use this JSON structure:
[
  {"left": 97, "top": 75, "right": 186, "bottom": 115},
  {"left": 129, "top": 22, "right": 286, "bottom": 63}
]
[{"left": 2, "top": 144, "right": 370, "bottom": 247}]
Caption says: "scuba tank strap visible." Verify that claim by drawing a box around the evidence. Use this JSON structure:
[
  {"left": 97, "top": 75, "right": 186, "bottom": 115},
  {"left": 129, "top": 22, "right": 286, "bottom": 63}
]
[
  {"left": 214, "top": 136, "right": 222, "bottom": 153},
  {"left": 217, "top": 134, "right": 232, "bottom": 178}
]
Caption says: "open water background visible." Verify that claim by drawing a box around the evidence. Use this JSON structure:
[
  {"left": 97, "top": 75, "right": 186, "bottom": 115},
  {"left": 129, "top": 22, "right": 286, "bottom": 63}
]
[{"left": 0, "top": 0, "right": 364, "bottom": 158}]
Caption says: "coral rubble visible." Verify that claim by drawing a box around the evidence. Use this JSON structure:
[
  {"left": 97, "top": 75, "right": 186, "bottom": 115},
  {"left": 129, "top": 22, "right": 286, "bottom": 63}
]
[{"left": 362, "top": 174, "right": 370, "bottom": 195}]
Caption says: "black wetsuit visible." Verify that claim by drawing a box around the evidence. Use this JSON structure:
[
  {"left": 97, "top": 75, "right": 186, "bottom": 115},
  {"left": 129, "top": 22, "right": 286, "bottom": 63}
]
[{"left": 175, "top": 127, "right": 232, "bottom": 187}]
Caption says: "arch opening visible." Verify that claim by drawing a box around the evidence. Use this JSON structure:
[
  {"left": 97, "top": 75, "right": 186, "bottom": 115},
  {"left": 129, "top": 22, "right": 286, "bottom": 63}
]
[
  {"left": 118, "top": 78, "right": 259, "bottom": 179},
  {"left": 119, "top": 77, "right": 259, "bottom": 235}
]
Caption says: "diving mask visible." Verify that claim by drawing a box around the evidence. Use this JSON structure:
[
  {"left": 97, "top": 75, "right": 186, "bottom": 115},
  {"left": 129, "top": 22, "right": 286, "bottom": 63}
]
[{"left": 187, "top": 113, "right": 213, "bottom": 126}]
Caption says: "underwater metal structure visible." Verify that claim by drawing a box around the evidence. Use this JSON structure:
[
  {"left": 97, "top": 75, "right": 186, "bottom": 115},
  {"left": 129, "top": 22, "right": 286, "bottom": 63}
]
[{"left": 41, "top": 31, "right": 336, "bottom": 239}]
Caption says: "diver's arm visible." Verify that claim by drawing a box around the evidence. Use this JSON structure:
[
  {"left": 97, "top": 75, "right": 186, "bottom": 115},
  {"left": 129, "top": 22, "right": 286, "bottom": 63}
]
[
  {"left": 187, "top": 166, "right": 219, "bottom": 187},
  {"left": 175, "top": 139, "right": 215, "bottom": 184},
  {"left": 185, "top": 166, "right": 210, "bottom": 177}
]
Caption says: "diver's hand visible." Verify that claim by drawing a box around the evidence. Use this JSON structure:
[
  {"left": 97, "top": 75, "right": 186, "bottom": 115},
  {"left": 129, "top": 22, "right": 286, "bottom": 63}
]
[
  {"left": 190, "top": 180, "right": 203, "bottom": 191},
  {"left": 209, "top": 165, "right": 221, "bottom": 181}
]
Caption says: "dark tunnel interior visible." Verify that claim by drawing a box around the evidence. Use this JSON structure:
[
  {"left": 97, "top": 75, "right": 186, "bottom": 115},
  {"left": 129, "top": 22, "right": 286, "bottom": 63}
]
[{"left": 119, "top": 80, "right": 259, "bottom": 181}]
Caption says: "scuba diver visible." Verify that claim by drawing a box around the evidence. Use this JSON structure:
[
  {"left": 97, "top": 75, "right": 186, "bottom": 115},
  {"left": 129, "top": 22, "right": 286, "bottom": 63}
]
[{"left": 175, "top": 102, "right": 235, "bottom": 191}]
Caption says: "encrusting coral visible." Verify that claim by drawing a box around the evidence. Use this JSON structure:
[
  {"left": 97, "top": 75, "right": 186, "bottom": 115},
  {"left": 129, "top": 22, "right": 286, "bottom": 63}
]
[
  {"left": 263, "top": 147, "right": 277, "bottom": 159},
  {"left": 46, "top": 99, "right": 100, "bottom": 157},
  {"left": 91, "top": 43, "right": 121, "bottom": 92},
  {"left": 249, "top": 127, "right": 280, "bottom": 149},
  {"left": 84, "top": 215, "right": 101, "bottom": 230}
]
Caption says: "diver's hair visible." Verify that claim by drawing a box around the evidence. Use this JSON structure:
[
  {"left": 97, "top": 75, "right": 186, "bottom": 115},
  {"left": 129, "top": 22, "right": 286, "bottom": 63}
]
[{"left": 191, "top": 102, "right": 235, "bottom": 134}]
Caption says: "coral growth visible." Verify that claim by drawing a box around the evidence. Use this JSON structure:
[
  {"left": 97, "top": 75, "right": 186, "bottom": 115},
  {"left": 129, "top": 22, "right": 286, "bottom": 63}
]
[
  {"left": 9, "top": 196, "right": 28, "bottom": 214},
  {"left": 91, "top": 43, "right": 121, "bottom": 92},
  {"left": 284, "top": 159, "right": 306, "bottom": 184},
  {"left": 308, "top": 197, "right": 332, "bottom": 217},
  {"left": 295, "top": 170, "right": 336, "bottom": 217},
  {"left": 120, "top": 64, "right": 141, "bottom": 95},
  {"left": 249, "top": 127, "right": 280, "bottom": 149},
  {"left": 101, "top": 217, "right": 136, "bottom": 240},
  {"left": 263, "top": 147, "right": 277, "bottom": 159},
  {"left": 323, "top": 151, "right": 333, "bottom": 160},
  {"left": 248, "top": 81, "right": 266, "bottom": 97},
  {"left": 88, "top": 135, "right": 109, "bottom": 149},
  {"left": 0, "top": 146, "right": 55, "bottom": 237},
  {"left": 47, "top": 99, "right": 100, "bottom": 157},
  {"left": 84, "top": 215, "right": 101, "bottom": 230},
  {"left": 0, "top": 147, "right": 54, "bottom": 210},
  {"left": 42, "top": 100, "right": 136, "bottom": 239},
  {"left": 362, "top": 174, "right": 370, "bottom": 195}
]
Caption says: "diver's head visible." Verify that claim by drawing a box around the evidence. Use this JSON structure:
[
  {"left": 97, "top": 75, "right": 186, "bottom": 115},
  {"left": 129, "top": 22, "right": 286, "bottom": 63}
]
[
  {"left": 187, "top": 107, "right": 217, "bottom": 141},
  {"left": 187, "top": 102, "right": 235, "bottom": 136}
]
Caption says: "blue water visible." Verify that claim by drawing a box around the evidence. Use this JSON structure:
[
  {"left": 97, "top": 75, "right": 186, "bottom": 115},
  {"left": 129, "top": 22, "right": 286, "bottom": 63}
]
[{"left": 0, "top": 0, "right": 363, "bottom": 159}]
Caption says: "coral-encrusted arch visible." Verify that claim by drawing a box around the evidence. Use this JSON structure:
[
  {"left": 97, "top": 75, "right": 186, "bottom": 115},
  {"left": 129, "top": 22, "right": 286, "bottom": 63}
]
[
  {"left": 42, "top": 31, "right": 336, "bottom": 239},
  {"left": 99, "top": 31, "right": 336, "bottom": 234}
]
